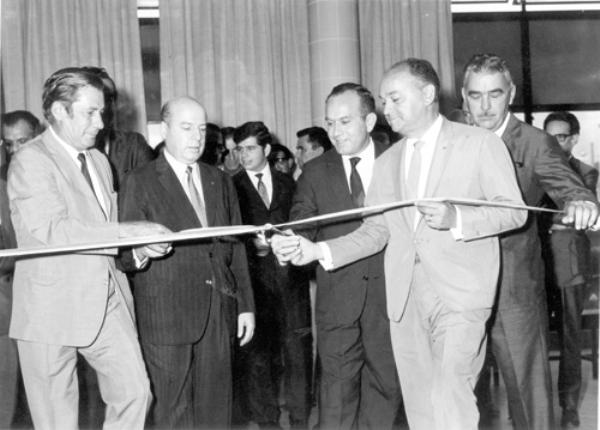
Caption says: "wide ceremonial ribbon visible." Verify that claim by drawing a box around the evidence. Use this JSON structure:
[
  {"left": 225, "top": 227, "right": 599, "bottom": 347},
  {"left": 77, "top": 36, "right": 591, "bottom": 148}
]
[{"left": 0, "top": 197, "right": 575, "bottom": 258}]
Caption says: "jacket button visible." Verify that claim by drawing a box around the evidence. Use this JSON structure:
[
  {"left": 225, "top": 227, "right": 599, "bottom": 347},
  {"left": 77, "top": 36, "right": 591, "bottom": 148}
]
[{"left": 205, "top": 279, "right": 213, "bottom": 285}]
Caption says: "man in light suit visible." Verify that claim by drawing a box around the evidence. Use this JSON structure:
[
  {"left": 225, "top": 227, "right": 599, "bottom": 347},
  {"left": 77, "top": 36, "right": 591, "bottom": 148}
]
[
  {"left": 461, "top": 54, "right": 599, "bottom": 430},
  {"left": 7, "top": 68, "right": 170, "bottom": 430},
  {"left": 273, "top": 58, "right": 528, "bottom": 430},
  {"left": 119, "top": 96, "right": 255, "bottom": 429}
]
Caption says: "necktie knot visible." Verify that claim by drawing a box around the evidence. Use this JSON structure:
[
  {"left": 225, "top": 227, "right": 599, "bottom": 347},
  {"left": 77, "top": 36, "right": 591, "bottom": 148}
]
[
  {"left": 350, "top": 157, "right": 361, "bottom": 168},
  {"left": 413, "top": 140, "right": 425, "bottom": 151},
  {"left": 186, "top": 165, "right": 193, "bottom": 176},
  {"left": 255, "top": 173, "right": 263, "bottom": 180}
]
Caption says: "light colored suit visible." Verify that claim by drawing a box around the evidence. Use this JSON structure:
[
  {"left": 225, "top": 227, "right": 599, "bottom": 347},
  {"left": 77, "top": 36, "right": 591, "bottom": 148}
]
[
  {"left": 7, "top": 129, "right": 150, "bottom": 430},
  {"left": 326, "top": 118, "right": 526, "bottom": 430}
]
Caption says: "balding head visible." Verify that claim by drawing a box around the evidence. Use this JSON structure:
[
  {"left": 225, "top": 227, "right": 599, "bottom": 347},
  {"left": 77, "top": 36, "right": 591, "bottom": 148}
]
[{"left": 160, "top": 97, "right": 207, "bottom": 165}]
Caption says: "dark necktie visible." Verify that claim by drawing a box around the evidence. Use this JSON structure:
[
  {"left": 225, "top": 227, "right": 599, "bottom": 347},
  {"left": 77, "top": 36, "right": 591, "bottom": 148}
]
[
  {"left": 186, "top": 166, "right": 207, "bottom": 226},
  {"left": 349, "top": 157, "right": 365, "bottom": 207},
  {"left": 256, "top": 173, "right": 270, "bottom": 208},
  {"left": 406, "top": 140, "right": 425, "bottom": 224},
  {"left": 77, "top": 153, "right": 105, "bottom": 217}
]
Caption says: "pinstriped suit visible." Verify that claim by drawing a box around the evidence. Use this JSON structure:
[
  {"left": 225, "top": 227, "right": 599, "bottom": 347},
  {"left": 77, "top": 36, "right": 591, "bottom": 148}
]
[{"left": 119, "top": 152, "right": 254, "bottom": 428}]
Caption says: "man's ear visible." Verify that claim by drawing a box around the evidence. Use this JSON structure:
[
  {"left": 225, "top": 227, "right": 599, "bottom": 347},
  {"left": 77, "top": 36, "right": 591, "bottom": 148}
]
[
  {"left": 508, "top": 84, "right": 516, "bottom": 105},
  {"left": 422, "top": 83, "right": 436, "bottom": 106},
  {"left": 365, "top": 112, "right": 377, "bottom": 133},
  {"left": 160, "top": 121, "right": 168, "bottom": 140},
  {"left": 571, "top": 133, "right": 580, "bottom": 146},
  {"left": 264, "top": 143, "right": 271, "bottom": 157},
  {"left": 50, "top": 101, "right": 68, "bottom": 121}
]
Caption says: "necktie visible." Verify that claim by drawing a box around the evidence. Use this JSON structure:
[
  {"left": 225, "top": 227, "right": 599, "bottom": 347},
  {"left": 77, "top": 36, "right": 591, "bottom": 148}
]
[
  {"left": 186, "top": 166, "right": 207, "bottom": 227},
  {"left": 77, "top": 153, "right": 105, "bottom": 217},
  {"left": 256, "top": 173, "right": 270, "bottom": 208},
  {"left": 406, "top": 141, "right": 425, "bottom": 224},
  {"left": 349, "top": 157, "right": 365, "bottom": 207}
]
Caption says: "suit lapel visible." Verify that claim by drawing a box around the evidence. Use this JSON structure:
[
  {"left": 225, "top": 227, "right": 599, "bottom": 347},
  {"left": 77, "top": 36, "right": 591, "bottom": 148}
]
[
  {"left": 199, "top": 163, "right": 218, "bottom": 227},
  {"left": 43, "top": 130, "right": 106, "bottom": 222},
  {"left": 270, "top": 168, "right": 284, "bottom": 212},
  {"left": 501, "top": 114, "right": 525, "bottom": 166},
  {"left": 328, "top": 154, "right": 354, "bottom": 208},
  {"left": 156, "top": 155, "right": 202, "bottom": 228},
  {"left": 88, "top": 149, "right": 114, "bottom": 219},
  {"left": 424, "top": 118, "right": 453, "bottom": 198}
]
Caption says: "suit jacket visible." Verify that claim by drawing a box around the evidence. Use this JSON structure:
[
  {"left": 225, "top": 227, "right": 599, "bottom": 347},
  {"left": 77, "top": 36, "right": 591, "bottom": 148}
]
[
  {"left": 233, "top": 167, "right": 310, "bottom": 330},
  {"left": 540, "top": 156, "right": 598, "bottom": 288},
  {"left": 96, "top": 129, "right": 155, "bottom": 191},
  {"left": 7, "top": 129, "right": 133, "bottom": 346},
  {"left": 498, "top": 114, "right": 597, "bottom": 308},
  {"left": 291, "top": 141, "right": 388, "bottom": 325},
  {"left": 327, "top": 118, "right": 526, "bottom": 321},
  {"left": 119, "top": 153, "right": 254, "bottom": 345},
  {"left": 0, "top": 145, "right": 17, "bottom": 335}
]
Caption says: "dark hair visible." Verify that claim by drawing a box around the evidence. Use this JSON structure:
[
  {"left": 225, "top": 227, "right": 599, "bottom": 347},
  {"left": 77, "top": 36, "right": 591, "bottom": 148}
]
[
  {"left": 79, "top": 66, "right": 117, "bottom": 104},
  {"left": 462, "top": 53, "right": 513, "bottom": 89},
  {"left": 200, "top": 123, "right": 223, "bottom": 165},
  {"left": 268, "top": 143, "right": 293, "bottom": 162},
  {"left": 326, "top": 82, "right": 376, "bottom": 117},
  {"left": 296, "top": 126, "right": 332, "bottom": 152},
  {"left": 221, "top": 126, "right": 235, "bottom": 141},
  {"left": 386, "top": 58, "right": 441, "bottom": 101},
  {"left": 42, "top": 68, "right": 105, "bottom": 124},
  {"left": 543, "top": 111, "right": 580, "bottom": 136},
  {"left": 1, "top": 110, "right": 42, "bottom": 134},
  {"left": 233, "top": 121, "right": 272, "bottom": 147}
]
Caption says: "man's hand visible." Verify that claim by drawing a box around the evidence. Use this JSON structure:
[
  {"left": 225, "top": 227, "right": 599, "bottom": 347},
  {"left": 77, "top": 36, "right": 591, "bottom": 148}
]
[
  {"left": 562, "top": 200, "right": 599, "bottom": 230},
  {"left": 416, "top": 201, "right": 457, "bottom": 230},
  {"left": 120, "top": 221, "right": 173, "bottom": 259},
  {"left": 270, "top": 233, "right": 323, "bottom": 266},
  {"left": 238, "top": 312, "right": 255, "bottom": 346}
]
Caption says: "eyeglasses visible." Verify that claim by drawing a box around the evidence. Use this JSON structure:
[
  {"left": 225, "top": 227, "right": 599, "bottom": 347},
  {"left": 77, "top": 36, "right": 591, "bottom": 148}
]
[
  {"left": 273, "top": 157, "right": 289, "bottom": 163},
  {"left": 553, "top": 133, "right": 572, "bottom": 143}
]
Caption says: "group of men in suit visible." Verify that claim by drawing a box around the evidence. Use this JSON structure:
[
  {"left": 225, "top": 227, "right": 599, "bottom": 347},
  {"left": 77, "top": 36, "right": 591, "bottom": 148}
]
[
  {"left": 1, "top": 51, "right": 599, "bottom": 430},
  {"left": 273, "top": 54, "right": 599, "bottom": 430}
]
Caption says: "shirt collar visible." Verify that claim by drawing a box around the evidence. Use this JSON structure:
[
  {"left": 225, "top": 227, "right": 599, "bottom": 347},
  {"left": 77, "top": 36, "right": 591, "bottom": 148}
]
[
  {"left": 406, "top": 114, "right": 443, "bottom": 147},
  {"left": 494, "top": 112, "right": 511, "bottom": 138},
  {"left": 341, "top": 138, "right": 375, "bottom": 163},
  {"left": 50, "top": 126, "right": 86, "bottom": 161},
  {"left": 245, "top": 162, "right": 271, "bottom": 181},
  {"left": 163, "top": 147, "right": 198, "bottom": 177}
]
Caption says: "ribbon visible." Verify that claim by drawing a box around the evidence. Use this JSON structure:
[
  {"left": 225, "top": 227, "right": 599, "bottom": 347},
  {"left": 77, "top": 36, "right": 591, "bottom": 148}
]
[{"left": 0, "top": 197, "right": 567, "bottom": 258}]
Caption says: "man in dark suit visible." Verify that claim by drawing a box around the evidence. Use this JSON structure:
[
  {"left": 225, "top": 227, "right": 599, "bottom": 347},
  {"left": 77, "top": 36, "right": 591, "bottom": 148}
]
[
  {"left": 288, "top": 83, "right": 402, "bottom": 429},
  {"left": 119, "top": 96, "right": 255, "bottom": 429},
  {"left": 461, "top": 54, "right": 599, "bottom": 430},
  {"left": 232, "top": 121, "right": 312, "bottom": 428},
  {"left": 541, "top": 111, "right": 598, "bottom": 428},
  {"left": 0, "top": 110, "right": 40, "bottom": 427}
]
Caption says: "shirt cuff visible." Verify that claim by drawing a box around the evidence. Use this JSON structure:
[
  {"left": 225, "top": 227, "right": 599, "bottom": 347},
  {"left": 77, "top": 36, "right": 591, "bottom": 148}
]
[
  {"left": 450, "top": 205, "right": 464, "bottom": 240},
  {"left": 133, "top": 248, "right": 149, "bottom": 269},
  {"left": 317, "top": 242, "right": 334, "bottom": 270}
]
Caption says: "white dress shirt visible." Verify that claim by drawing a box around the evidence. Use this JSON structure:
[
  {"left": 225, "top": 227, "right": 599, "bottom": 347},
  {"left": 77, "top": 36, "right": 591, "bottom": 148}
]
[
  {"left": 163, "top": 149, "right": 206, "bottom": 207},
  {"left": 50, "top": 126, "right": 108, "bottom": 217},
  {"left": 341, "top": 139, "right": 376, "bottom": 195},
  {"left": 245, "top": 162, "right": 273, "bottom": 202}
]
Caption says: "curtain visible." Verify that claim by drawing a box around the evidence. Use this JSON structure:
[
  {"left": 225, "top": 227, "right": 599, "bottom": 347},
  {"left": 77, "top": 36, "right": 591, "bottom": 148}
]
[
  {"left": 1, "top": 0, "right": 147, "bottom": 134},
  {"left": 358, "top": 0, "right": 456, "bottom": 113},
  {"left": 160, "top": 0, "right": 312, "bottom": 148}
]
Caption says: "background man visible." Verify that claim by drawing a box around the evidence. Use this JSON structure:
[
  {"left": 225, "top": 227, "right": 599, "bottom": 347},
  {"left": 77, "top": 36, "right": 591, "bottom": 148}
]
[
  {"left": 7, "top": 68, "right": 168, "bottom": 430},
  {"left": 288, "top": 83, "right": 402, "bottom": 429},
  {"left": 1, "top": 110, "right": 42, "bottom": 160},
  {"left": 0, "top": 111, "right": 39, "bottom": 427},
  {"left": 541, "top": 111, "right": 598, "bottom": 428},
  {"left": 273, "top": 59, "right": 527, "bottom": 430},
  {"left": 81, "top": 67, "right": 155, "bottom": 190},
  {"left": 232, "top": 121, "right": 312, "bottom": 429},
  {"left": 119, "top": 96, "right": 255, "bottom": 429},
  {"left": 295, "top": 126, "right": 332, "bottom": 175},
  {"left": 461, "top": 53, "right": 599, "bottom": 430},
  {"left": 268, "top": 142, "right": 296, "bottom": 177}
]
